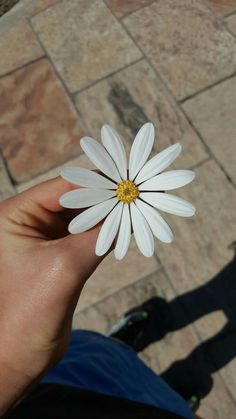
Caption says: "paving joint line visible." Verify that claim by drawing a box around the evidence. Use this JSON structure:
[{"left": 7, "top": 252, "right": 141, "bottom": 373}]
[
  {"left": 188, "top": 156, "right": 211, "bottom": 171},
  {"left": 179, "top": 105, "right": 236, "bottom": 190},
  {"left": 0, "top": 151, "right": 16, "bottom": 191},
  {"left": 15, "top": 150, "right": 84, "bottom": 189},
  {"left": 71, "top": 56, "right": 144, "bottom": 97},
  {"left": 180, "top": 71, "right": 236, "bottom": 104},
  {"left": 27, "top": 17, "right": 92, "bottom": 137},
  {"left": 75, "top": 266, "right": 164, "bottom": 317},
  {"left": 223, "top": 10, "right": 236, "bottom": 18},
  {"left": 116, "top": 0, "right": 156, "bottom": 21},
  {"left": 0, "top": 55, "right": 45, "bottom": 81},
  {"left": 222, "top": 16, "right": 236, "bottom": 40},
  {"left": 29, "top": 0, "right": 61, "bottom": 19}
]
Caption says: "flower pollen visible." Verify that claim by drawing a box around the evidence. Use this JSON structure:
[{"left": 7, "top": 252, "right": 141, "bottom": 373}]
[{"left": 116, "top": 180, "right": 139, "bottom": 203}]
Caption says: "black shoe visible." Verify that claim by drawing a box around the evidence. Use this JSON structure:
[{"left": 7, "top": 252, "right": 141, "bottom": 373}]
[
  {"left": 186, "top": 395, "right": 201, "bottom": 413},
  {"left": 107, "top": 297, "right": 173, "bottom": 352}
]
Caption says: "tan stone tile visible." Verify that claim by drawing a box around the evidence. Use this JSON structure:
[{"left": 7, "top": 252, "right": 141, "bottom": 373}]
[
  {"left": 183, "top": 76, "right": 236, "bottom": 184},
  {"left": 31, "top": 0, "right": 142, "bottom": 92},
  {"left": 105, "top": 0, "right": 154, "bottom": 18},
  {"left": 0, "top": 155, "right": 15, "bottom": 201},
  {"left": 76, "top": 237, "right": 160, "bottom": 312},
  {"left": 194, "top": 312, "right": 228, "bottom": 342},
  {"left": 16, "top": 154, "right": 93, "bottom": 193},
  {"left": 123, "top": 1, "right": 236, "bottom": 100},
  {"left": 27, "top": 0, "right": 59, "bottom": 17},
  {"left": 198, "top": 372, "right": 236, "bottom": 419},
  {"left": 207, "top": 0, "right": 236, "bottom": 16},
  {"left": 0, "top": 58, "right": 84, "bottom": 183},
  {"left": 75, "top": 60, "right": 207, "bottom": 169},
  {"left": 0, "top": 19, "right": 43, "bottom": 77},
  {"left": 155, "top": 160, "right": 236, "bottom": 294},
  {"left": 225, "top": 12, "right": 236, "bottom": 35},
  {"left": 220, "top": 359, "right": 236, "bottom": 404}
]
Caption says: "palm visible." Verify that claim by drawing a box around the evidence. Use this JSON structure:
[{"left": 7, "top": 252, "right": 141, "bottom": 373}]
[{"left": 0, "top": 177, "right": 102, "bottom": 376}]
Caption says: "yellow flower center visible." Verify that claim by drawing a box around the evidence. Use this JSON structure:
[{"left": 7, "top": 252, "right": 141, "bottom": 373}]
[{"left": 116, "top": 180, "right": 139, "bottom": 203}]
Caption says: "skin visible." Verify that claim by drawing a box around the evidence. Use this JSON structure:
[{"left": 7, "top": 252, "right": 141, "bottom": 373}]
[
  {"left": 0, "top": 177, "right": 202, "bottom": 418},
  {"left": 0, "top": 177, "right": 103, "bottom": 415}
]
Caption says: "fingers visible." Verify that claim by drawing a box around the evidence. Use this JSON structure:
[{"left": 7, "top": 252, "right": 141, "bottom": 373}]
[
  {"left": 59, "top": 225, "right": 104, "bottom": 283},
  {"left": 15, "top": 177, "right": 78, "bottom": 213}
]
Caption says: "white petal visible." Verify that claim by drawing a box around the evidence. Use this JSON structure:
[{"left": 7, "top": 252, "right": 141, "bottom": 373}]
[
  {"left": 139, "top": 170, "right": 195, "bottom": 191},
  {"left": 68, "top": 198, "right": 118, "bottom": 234},
  {"left": 135, "top": 199, "right": 174, "bottom": 243},
  {"left": 61, "top": 167, "right": 116, "bottom": 189},
  {"left": 95, "top": 202, "right": 123, "bottom": 256},
  {"left": 60, "top": 188, "right": 116, "bottom": 209},
  {"left": 129, "top": 123, "right": 155, "bottom": 181},
  {"left": 130, "top": 202, "right": 154, "bottom": 257},
  {"left": 80, "top": 137, "right": 121, "bottom": 183},
  {"left": 101, "top": 125, "right": 127, "bottom": 180},
  {"left": 135, "top": 143, "right": 182, "bottom": 184},
  {"left": 114, "top": 204, "right": 131, "bottom": 260},
  {"left": 140, "top": 192, "right": 196, "bottom": 217}
]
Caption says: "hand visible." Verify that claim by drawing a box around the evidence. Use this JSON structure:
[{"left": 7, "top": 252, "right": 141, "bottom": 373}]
[{"left": 0, "top": 177, "right": 103, "bottom": 414}]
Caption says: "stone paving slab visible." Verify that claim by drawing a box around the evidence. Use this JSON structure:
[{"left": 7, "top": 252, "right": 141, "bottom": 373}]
[
  {"left": 155, "top": 159, "right": 236, "bottom": 294},
  {"left": 225, "top": 12, "right": 236, "bottom": 35},
  {"left": 31, "top": 0, "right": 142, "bottom": 92},
  {"left": 198, "top": 372, "right": 235, "bottom": 419},
  {"left": 75, "top": 60, "right": 207, "bottom": 168},
  {"left": 27, "top": 0, "right": 59, "bottom": 17},
  {"left": 105, "top": 0, "right": 154, "bottom": 18},
  {"left": 183, "top": 75, "right": 236, "bottom": 184},
  {"left": 207, "top": 0, "right": 236, "bottom": 16},
  {"left": 0, "top": 19, "right": 43, "bottom": 77},
  {"left": 16, "top": 153, "right": 93, "bottom": 192},
  {"left": 0, "top": 58, "right": 84, "bottom": 183},
  {"left": 0, "top": 154, "right": 15, "bottom": 201},
  {"left": 124, "top": 0, "right": 236, "bottom": 100}
]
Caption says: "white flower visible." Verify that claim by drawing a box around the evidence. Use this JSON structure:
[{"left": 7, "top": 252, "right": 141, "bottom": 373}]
[{"left": 60, "top": 123, "right": 196, "bottom": 260}]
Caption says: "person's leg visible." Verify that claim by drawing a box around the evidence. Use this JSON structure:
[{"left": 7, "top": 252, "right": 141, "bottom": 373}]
[{"left": 41, "top": 329, "right": 194, "bottom": 418}]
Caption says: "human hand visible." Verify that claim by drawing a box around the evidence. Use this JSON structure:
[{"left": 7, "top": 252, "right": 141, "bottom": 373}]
[{"left": 0, "top": 177, "right": 103, "bottom": 414}]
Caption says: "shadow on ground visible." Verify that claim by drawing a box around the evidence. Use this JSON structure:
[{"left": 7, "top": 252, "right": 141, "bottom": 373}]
[{"left": 113, "top": 249, "right": 236, "bottom": 400}]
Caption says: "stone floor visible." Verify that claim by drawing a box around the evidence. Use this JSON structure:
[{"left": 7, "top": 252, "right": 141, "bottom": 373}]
[{"left": 0, "top": 1, "right": 236, "bottom": 417}]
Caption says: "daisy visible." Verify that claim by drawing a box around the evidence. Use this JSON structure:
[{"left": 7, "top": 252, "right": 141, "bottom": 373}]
[{"left": 60, "top": 123, "right": 196, "bottom": 260}]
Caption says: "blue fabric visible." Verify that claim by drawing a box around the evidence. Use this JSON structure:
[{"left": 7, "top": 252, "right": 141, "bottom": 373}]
[{"left": 42, "top": 330, "right": 193, "bottom": 419}]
